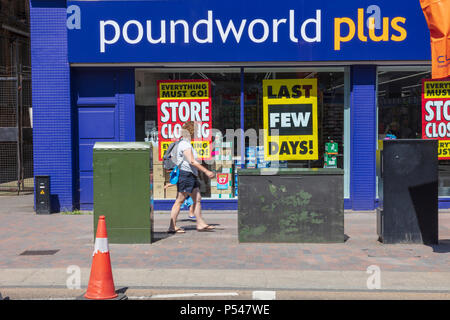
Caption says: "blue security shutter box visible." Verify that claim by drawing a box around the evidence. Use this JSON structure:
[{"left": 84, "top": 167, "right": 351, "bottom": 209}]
[{"left": 72, "top": 68, "right": 135, "bottom": 210}]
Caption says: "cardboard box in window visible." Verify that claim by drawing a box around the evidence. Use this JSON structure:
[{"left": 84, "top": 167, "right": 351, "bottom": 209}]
[
  {"left": 164, "top": 170, "right": 171, "bottom": 182},
  {"left": 153, "top": 164, "right": 165, "bottom": 182},
  {"left": 165, "top": 185, "right": 178, "bottom": 198},
  {"left": 153, "top": 184, "right": 165, "bottom": 199},
  {"left": 211, "top": 187, "right": 232, "bottom": 194},
  {"left": 222, "top": 148, "right": 233, "bottom": 156},
  {"left": 211, "top": 193, "right": 234, "bottom": 199},
  {"left": 165, "top": 192, "right": 178, "bottom": 199},
  {"left": 152, "top": 145, "right": 162, "bottom": 165},
  {"left": 215, "top": 161, "right": 233, "bottom": 170}
]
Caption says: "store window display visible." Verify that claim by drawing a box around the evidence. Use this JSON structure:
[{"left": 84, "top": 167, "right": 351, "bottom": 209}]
[
  {"left": 377, "top": 68, "right": 428, "bottom": 140},
  {"left": 243, "top": 68, "right": 346, "bottom": 169},
  {"left": 135, "top": 68, "right": 241, "bottom": 199},
  {"left": 135, "top": 67, "right": 349, "bottom": 199},
  {"left": 377, "top": 67, "right": 450, "bottom": 197}
]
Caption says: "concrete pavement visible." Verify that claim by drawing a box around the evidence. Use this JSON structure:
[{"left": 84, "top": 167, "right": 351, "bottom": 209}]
[
  {"left": 0, "top": 194, "right": 450, "bottom": 299},
  {"left": 2, "top": 287, "right": 450, "bottom": 300}
]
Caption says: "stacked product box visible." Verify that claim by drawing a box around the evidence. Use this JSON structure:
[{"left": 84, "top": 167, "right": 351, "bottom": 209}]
[
  {"left": 152, "top": 143, "right": 166, "bottom": 199},
  {"left": 211, "top": 141, "right": 234, "bottom": 199},
  {"left": 214, "top": 142, "right": 233, "bottom": 166},
  {"left": 234, "top": 167, "right": 239, "bottom": 197},
  {"left": 270, "top": 160, "right": 288, "bottom": 168},
  {"left": 163, "top": 143, "right": 177, "bottom": 198},
  {"left": 165, "top": 170, "right": 178, "bottom": 198},
  {"left": 324, "top": 141, "right": 338, "bottom": 168},
  {"left": 165, "top": 185, "right": 178, "bottom": 198},
  {"left": 245, "top": 146, "right": 257, "bottom": 169},
  {"left": 256, "top": 146, "right": 271, "bottom": 168},
  {"left": 153, "top": 142, "right": 178, "bottom": 199},
  {"left": 234, "top": 158, "right": 244, "bottom": 197}
]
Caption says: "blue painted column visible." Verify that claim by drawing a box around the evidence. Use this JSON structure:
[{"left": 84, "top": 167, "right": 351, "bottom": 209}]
[
  {"left": 350, "top": 65, "right": 377, "bottom": 210},
  {"left": 30, "top": 0, "right": 73, "bottom": 212},
  {"left": 240, "top": 67, "right": 245, "bottom": 168},
  {"left": 117, "top": 69, "right": 136, "bottom": 142}
]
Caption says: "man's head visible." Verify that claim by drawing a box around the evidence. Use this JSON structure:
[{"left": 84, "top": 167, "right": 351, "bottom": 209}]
[
  {"left": 181, "top": 121, "right": 195, "bottom": 140},
  {"left": 390, "top": 121, "right": 399, "bottom": 131}
]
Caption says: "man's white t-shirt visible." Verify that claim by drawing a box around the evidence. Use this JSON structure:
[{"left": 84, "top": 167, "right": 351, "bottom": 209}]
[{"left": 175, "top": 139, "right": 198, "bottom": 176}]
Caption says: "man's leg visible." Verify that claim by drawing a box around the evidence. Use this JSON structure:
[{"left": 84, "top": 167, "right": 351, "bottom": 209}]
[
  {"left": 169, "top": 191, "right": 188, "bottom": 231},
  {"left": 189, "top": 188, "right": 213, "bottom": 230},
  {"left": 188, "top": 202, "right": 196, "bottom": 220}
]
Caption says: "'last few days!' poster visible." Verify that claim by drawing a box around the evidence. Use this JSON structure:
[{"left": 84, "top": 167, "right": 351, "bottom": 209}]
[
  {"left": 263, "top": 79, "right": 318, "bottom": 161},
  {"left": 157, "top": 79, "right": 212, "bottom": 160}
]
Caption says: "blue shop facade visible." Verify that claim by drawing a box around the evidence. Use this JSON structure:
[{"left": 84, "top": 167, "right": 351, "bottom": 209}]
[{"left": 31, "top": 0, "right": 446, "bottom": 212}]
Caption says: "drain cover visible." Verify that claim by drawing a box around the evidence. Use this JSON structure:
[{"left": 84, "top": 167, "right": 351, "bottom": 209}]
[{"left": 19, "top": 250, "right": 59, "bottom": 256}]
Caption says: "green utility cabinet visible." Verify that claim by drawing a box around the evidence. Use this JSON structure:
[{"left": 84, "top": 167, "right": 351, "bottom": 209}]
[{"left": 93, "top": 142, "right": 153, "bottom": 243}]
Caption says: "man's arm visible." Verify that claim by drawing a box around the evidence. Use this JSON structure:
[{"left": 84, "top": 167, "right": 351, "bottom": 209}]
[{"left": 183, "top": 148, "right": 214, "bottom": 178}]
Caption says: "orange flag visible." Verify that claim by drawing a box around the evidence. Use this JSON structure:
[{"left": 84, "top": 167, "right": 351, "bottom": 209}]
[{"left": 420, "top": 0, "right": 450, "bottom": 79}]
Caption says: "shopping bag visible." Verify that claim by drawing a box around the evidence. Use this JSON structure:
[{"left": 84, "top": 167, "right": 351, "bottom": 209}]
[{"left": 170, "top": 165, "right": 180, "bottom": 184}]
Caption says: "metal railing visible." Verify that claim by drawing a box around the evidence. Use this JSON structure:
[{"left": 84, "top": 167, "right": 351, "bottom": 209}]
[{"left": 0, "top": 65, "right": 33, "bottom": 193}]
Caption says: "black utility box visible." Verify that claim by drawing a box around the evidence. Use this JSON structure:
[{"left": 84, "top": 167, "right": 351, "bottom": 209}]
[
  {"left": 377, "top": 140, "right": 438, "bottom": 244},
  {"left": 35, "top": 175, "right": 50, "bottom": 214},
  {"left": 238, "top": 168, "right": 344, "bottom": 243}
]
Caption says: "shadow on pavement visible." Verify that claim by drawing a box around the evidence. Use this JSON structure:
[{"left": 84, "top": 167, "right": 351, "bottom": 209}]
[
  {"left": 116, "top": 287, "right": 128, "bottom": 294},
  {"left": 152, "top": 232, "right": 173, "bottom": 243},
  {"left": 0, "top": 292, "right": 10, "bottom": 300},
  {"left": 179, "top": 223, "right": 222, "bottom": 231},
  {"left": 430, "top": 239, "right": 450, "bottom": 253}
]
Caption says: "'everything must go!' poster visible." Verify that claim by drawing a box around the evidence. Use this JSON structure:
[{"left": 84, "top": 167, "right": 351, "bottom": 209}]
[
  {"left": 157, "top": 79, "right": 212, "bottom": 161},
  {"left": 422, "top": 79, "right": 450, "bottom": 159},
  {"left": 263, "top": 79, "right": 318, "bottom": 161}
]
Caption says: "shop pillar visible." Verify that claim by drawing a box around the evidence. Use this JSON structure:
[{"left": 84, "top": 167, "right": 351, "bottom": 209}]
[
  {"left": 30, "top": 0, "right": 73, "bottom": 211},
  {"left": 350, "top": 65, "right": 377, "bottom": 210}
]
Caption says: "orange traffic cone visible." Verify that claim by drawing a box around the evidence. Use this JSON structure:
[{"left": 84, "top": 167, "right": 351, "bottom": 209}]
[{"left": 83, "top": 215, "right": 121, "bottom": 300}]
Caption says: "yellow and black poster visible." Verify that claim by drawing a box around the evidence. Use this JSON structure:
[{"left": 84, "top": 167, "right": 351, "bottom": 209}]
[{"left": 263, "top": 79, "right": 318, "bottom": 161}]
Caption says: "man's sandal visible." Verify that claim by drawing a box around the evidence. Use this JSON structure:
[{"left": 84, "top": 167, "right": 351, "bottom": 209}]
[
  {"left": 197, "top": 225, "right": 215, "bottom": 232},
  {"left": 167, "top": 227, "right": 186, "bottom": 234}
]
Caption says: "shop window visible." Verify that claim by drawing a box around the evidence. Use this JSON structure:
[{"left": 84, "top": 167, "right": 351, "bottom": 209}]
[
  {"left": 135, "top": 67, "right": 349, "bottom": 200},
  {"left": 135, "top": 68, "right": 241, "bottom": 140},
  {"left": 377, "top": 66, "right": 450, "bottom": 197},
  {"left": 243, "top": 68, "right": 346, "bottom": 170},
  {"left": 377, "top": 68, "right": 430, "bottom": 140},
  {"left": 135, "top": 68, "right": 241, "bottom": 199}
]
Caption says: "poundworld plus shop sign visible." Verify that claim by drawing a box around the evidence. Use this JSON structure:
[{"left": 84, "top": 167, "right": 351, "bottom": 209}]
[{"left": 66, "top": 0, "right": 430, "bottom": 63}]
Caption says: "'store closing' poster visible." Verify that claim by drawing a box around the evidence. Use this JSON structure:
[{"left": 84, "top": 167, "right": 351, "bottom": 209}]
[
  {"left": 157, "top": 79, "right": 212, "bottom": 160},
  {"left": 422, "top": 79, "right": 450, "bottom": 160},
  {"left": 263, "top": 79, "right": 318, "bottom": 161}
]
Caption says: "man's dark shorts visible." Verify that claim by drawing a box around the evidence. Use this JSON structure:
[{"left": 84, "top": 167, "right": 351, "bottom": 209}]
[{"left": 177, "top": 170, "right": 200, "bottom": 194}]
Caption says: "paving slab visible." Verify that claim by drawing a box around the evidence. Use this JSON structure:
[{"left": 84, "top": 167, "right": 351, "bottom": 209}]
[{"left": 0, "top": 194, "right": 449, "bottom": 293}]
